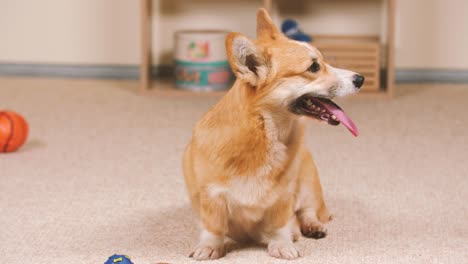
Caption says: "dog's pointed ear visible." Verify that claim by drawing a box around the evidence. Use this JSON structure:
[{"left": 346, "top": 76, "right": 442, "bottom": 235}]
[
  {"left": 257, "top": 8, "right": 281, "bottom": 40},
  {"left": 226, "top": 32, "right": 268, "bottom": 87}
]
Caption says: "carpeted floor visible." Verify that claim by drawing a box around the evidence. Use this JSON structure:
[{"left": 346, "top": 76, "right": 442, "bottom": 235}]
[{"left": 0, "top": 77, "right": 467, "bottom": 264}]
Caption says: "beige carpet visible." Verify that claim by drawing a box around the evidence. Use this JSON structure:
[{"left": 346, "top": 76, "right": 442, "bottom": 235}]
[{"left": 1, "top": 77, "right": 467, "bottom": 264}]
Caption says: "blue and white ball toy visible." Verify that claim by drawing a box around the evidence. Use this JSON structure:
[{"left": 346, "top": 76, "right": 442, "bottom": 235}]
[
  {"left": 281, "top": 19, "right": 312, "bottom": 42},
  {"left": 104, "top": 254, "right": 134, "bottom": 264}
]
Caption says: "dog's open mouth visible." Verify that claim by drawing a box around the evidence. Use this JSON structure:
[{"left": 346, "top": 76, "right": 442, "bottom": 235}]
[{"left": 293, "top": 94, "right": 359, "bottom": 137}]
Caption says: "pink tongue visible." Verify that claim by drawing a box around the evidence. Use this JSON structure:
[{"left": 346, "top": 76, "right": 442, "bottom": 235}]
[{"left": 321, "top": 100, "right": 359, "bottom": 137}]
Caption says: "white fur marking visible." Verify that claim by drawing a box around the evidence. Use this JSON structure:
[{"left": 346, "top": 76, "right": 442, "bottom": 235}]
[
  {"left": 327, "top": 65, "right": 358, "bottom": 96},
  {"left": 200, "top": 229, "right": 224, "bottom": 245},
  {"left": 262, "top": 217, "right": 296, "bottom": 243},
  {"left": 232, "top": 36, "right": 264, "bottom": 86},
  {"left": 207, "top": 184, "right": 228, "bottom": 198},
  {"left": 225, "top": 112, "right": 289, "bottom": 208},
  {"left": 228, "top": 176, "right": 276, "bottom": 207},
  {"left": 267, "top": 63, "right": 359, "bottom": 107},
  {"left": 213, "top": 111, "right": 292, "bottom": 209}
]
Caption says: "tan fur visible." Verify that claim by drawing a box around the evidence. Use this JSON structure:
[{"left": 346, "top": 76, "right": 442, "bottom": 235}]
[{"left": 183, "top": 8, "right": 359, "bottom": 261}]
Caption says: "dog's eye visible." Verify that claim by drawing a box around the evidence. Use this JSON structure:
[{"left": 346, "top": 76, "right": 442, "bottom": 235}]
[{"left": 308, "top": 61, "right": 320, "bottom": 73}]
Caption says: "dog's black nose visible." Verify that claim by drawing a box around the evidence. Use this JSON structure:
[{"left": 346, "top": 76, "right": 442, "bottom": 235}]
[{"left": 353, "top": 74, "right": 365, "bottom": 89}]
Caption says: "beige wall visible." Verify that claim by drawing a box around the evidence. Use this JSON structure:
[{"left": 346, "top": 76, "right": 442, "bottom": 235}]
[
  {"left": 396, "top": 0, "right": 468, "bottom": 69},
  {"left": 0, "top": 0, "right": 140, "bottom": 64},
  {"left": 1, "top": 0, "right": 467, "bottom": 69}
]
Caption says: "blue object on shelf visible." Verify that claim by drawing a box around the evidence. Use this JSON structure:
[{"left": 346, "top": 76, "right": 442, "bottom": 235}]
[
  {"left": 281, "top": 19, "right": 312, "bottom": 42},
  {"left": 104, "top": 254, "right": 134, "bottom": 264}
]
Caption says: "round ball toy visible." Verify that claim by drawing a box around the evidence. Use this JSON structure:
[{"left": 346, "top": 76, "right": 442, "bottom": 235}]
[
  {"left": 0, "top": 111, "right": 29, "bottom": 153},
  {"left": 104, "top": 254, "right": 134, "bottom": 264}
]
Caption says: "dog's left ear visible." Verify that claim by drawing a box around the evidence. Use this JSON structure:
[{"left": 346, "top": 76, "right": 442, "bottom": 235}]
[
  {"left": 226, "top": 32, "right": 268, "bottom": 87},
  {"left": 257, "top": 8, "right": 281, "bottom": 40}
]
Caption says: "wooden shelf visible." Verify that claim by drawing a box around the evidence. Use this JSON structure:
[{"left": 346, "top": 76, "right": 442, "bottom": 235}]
[
  {"left": 139, "top": 0, "right": 395, "bottom": 98},
  {"left": 312, "top": 34, "right": 381, "bottom": 92}
]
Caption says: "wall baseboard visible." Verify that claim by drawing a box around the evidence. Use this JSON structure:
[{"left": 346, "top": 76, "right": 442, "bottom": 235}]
[
  {"left": 395, "top": 69, "right": 468, "bottom": 83},
  {"left": 0, "top": 63, "right": 173, "bottom": 80},
  {"left": 1, "top": 63, "right": 468, "bottom": 84}
]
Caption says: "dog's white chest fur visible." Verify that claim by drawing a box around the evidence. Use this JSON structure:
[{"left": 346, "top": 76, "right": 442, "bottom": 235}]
[
  {"left": 208, "top": 164, "right": 285, "bottom": 211},
  {"left": 227, "top": 175, "right": 277, "bottom": 208},
  {"left": 207, "top": 114, "right": 302, "bottom": 219},
  {"left": 227, "top": 124, "right": 290, "bottom": 208},
  {"left": 207, "top": 145, "right": 288, "bottom": 212}
]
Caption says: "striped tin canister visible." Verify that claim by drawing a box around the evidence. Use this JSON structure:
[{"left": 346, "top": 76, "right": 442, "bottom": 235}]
[{"left": 174, "top": 30, "right": 234, "bottom": 91}]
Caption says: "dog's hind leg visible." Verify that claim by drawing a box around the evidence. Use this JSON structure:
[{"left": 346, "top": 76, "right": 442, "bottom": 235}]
[{"left": 295, "top": 149, "right": 332, "bottom": 239}]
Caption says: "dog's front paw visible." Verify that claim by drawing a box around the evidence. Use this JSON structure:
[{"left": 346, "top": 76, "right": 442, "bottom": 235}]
[
  {"left": 300, "top": 221, "right": 327, "bottom": 239},
  {"left": 189, "top": 244, "right": 225, "bottom": 261},
  {"left": 268, "top": 242, "right": 301, "bottom": 260}
]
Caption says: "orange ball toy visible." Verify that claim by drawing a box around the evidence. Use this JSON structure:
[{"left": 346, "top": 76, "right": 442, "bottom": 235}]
[{"left": 0, "top": 111, "right": 29, "bottom": 153}]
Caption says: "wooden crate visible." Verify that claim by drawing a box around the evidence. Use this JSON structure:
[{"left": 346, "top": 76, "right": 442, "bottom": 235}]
[{"left": 312, "top": 35, "right": 381, "bottom": 92}]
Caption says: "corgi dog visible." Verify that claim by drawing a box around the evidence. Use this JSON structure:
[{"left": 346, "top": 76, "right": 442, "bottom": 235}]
[{"left": 183, "top": 8, "right": 363, "bottom": 260}]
